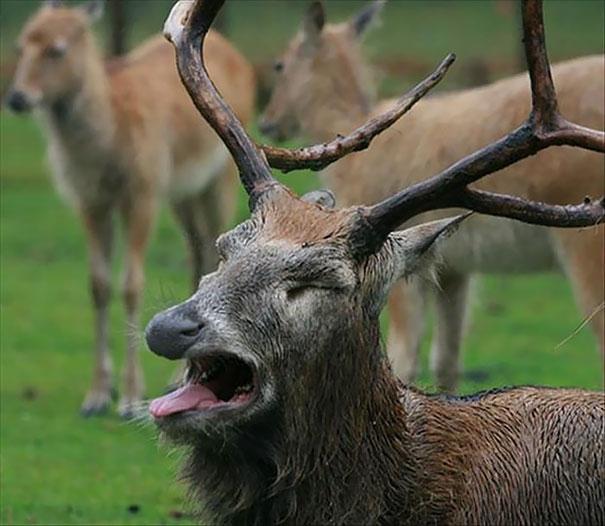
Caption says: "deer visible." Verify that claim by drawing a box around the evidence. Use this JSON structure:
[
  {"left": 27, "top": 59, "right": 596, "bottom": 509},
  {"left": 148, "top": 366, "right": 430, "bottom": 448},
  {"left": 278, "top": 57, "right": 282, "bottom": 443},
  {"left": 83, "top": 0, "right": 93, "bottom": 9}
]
[
  {"left": 258, "top": 0, "right": 605, "bottom": 393},
  {"left": 4, "top": 0, "right": 256, "bottom": 418},
  {"left": 144, "top": 0, "right": 605, "bottom": 524}
]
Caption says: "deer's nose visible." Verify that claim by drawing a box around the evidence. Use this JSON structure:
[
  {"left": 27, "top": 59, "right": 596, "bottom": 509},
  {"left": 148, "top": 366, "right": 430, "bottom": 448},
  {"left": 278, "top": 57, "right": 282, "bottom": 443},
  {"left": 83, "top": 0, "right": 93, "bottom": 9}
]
[
  {"left": 145, "top": 305, "right": 205, "bottom": 360},
  {"left": 5, "top": 89, "right": 32, "bottom": 113}
]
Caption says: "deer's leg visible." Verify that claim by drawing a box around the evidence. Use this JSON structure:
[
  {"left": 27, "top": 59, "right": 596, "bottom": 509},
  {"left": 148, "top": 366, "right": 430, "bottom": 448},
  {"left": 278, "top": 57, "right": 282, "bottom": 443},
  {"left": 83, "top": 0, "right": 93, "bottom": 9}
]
[
  {"left": 386, "top": 279, "right": 428, "bottom": 385},
  {"left": 172, "top": 197, "right": 205, "bottom": 292},
  {"left": 80, "top": 207, "right": 114, "bottom": 417},
  {"left": 118, "top": 194, "right": 156, "bottom": 418},
  {"left": 196, "top": 172, "right": 233, "bottom": 276},
  {"left": 173, "top": 171, "right": 234, "bottom": 287},
  {"left": 429, "top": 273, "right": 472, "bottom": 393},
  {"left": 552, "top": 227, "right": 605, "bottom": 354}
]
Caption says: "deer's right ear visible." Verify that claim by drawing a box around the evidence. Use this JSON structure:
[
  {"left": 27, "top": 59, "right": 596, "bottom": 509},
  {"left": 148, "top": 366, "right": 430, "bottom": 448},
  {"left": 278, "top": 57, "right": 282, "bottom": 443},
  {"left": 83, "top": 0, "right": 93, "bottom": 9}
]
[
  {"left": 350, "top": 0, "right": 386, "bottom": 39},
  {"left": 384, "top": 214, "right": 470, "bottom": 282},
  {"left": 301, "top": 189, "right": 336, "bottom": 209},
  {"left": 302, "top": 1, "right": 326, "bottom": 44}
]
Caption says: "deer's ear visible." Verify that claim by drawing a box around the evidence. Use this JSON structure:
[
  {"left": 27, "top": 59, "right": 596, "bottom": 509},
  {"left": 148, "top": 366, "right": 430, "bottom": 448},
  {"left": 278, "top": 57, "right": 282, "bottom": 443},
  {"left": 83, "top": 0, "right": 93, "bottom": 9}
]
[
  {"left": 301, "top": 189, "right": 336, "bottom": 209},
  {"left": 350, "top": 0, "right": 386, "bottom": 38},
  {"left": 384, "top": 214, "right": 470, "bottom": 281},
  {"left": 81, "top": 0, "right": 104, "bottom": 23},
  {"left": 302, "top": 1, "right": 326, "bottom": 44}
]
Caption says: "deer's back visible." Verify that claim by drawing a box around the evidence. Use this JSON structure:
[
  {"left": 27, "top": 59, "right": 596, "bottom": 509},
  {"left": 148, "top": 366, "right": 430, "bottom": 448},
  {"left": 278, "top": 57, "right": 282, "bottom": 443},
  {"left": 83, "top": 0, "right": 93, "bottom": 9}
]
[
  {"left": 403, "top": 386, "right": 605, "bottom": 525},
  {"left": 332, "top": 55, "right": 604, "bottom": 206},
  {"left": 327, "top": 55, "right": 604, "bottom": 273}
]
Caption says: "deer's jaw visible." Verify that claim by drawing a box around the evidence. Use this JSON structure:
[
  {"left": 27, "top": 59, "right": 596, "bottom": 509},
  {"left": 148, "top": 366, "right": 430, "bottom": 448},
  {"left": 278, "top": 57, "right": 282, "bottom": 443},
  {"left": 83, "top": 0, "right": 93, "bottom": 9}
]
[{"left": 151, "top": 350, "right": 276, "bottom": 442}]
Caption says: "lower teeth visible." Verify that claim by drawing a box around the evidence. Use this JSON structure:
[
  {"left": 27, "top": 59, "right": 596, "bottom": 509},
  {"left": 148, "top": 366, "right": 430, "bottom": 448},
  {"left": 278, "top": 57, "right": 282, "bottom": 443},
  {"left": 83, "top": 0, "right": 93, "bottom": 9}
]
[{"left": 235, "top": 384, "right": 253, "bottom": 395}]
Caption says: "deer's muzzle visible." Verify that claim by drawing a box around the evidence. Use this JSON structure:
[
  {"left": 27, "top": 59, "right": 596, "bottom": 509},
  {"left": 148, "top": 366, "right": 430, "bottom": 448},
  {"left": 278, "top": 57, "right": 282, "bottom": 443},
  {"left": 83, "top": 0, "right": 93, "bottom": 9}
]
[
  {"left": 145, "top": 302, "right": 205, "bottom": 360},
  {"left": 4, "top": 89, "right": 34, "bottom": 114}
]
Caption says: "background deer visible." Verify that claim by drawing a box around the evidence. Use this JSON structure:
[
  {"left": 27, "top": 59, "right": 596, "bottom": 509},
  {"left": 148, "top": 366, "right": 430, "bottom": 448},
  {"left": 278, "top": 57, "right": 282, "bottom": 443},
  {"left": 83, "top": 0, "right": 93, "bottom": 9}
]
[
  {"left": 144, "top": 0, "right": 604, "bottom": 524},
  {"left": 5, "top": 0, "right": 255, "bottom": 417},
  {"left": 259, "top": 0, "right": 605, "bottom": 392}
]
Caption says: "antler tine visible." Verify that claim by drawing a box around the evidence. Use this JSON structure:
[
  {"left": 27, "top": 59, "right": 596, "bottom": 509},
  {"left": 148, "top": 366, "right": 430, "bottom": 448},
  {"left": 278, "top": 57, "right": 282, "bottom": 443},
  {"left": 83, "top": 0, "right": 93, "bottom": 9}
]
[
  {"left": 261, "top": 53, "right": 456, "bottom": 173},
  {"left": 359, "top": 0, "right": 604, "bottom": 247},
  {"left": 164, "top": 0, "right": 277, "bottom": 204}
]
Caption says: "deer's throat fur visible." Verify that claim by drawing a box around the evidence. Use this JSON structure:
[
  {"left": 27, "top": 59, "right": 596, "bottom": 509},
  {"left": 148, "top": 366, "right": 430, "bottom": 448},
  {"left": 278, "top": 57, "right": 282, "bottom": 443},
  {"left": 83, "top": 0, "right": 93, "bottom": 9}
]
[{"left": 183, "top": 316, "right": 421, "bottom": 525}]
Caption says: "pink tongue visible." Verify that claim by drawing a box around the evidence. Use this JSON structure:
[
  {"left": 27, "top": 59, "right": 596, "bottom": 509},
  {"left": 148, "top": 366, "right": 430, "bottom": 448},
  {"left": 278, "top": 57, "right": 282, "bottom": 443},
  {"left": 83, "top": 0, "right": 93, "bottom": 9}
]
[{"left": 150, "top": 383, "right": 219, "bottom": 418}]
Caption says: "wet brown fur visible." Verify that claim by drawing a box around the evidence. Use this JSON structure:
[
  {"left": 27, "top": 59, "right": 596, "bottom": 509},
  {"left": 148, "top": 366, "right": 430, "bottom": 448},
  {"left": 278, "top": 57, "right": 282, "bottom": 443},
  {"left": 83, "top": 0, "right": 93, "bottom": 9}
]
[{"left": 156, "top": 191, "right": 604, "bottom": 525}]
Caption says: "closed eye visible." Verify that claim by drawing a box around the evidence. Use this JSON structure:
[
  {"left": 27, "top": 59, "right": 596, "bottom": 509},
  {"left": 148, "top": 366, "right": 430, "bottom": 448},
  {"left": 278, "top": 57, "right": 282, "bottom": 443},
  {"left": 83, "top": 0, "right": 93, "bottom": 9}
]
[
  {"left": 285, "top": 282, "right": 341, "bottom": 301},
  {"left": 286, "top": 285, "right": 313, "bottom": 301}
]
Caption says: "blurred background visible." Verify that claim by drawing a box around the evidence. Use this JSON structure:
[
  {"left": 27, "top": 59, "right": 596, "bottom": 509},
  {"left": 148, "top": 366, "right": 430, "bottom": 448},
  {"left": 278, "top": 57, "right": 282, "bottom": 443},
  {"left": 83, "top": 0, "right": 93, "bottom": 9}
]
[{"left": 1, "top": 1, "right": 603, "bottom": 524}]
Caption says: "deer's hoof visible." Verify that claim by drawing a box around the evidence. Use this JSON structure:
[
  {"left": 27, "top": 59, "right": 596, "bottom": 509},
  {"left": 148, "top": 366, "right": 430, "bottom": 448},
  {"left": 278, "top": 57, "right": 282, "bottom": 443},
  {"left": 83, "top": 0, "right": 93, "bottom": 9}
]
[
  {"left": 80, "top": 390, "right": 112, "bottom": 417},
  {"left": 117, "top": 397, "right": 142, "bottom": 421}
]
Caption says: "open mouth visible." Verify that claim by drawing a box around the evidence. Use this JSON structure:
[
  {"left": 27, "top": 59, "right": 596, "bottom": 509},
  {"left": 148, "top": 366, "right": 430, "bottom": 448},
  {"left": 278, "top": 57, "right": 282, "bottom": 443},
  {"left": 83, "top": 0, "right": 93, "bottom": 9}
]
[{"left": 149, "top": 354, "right": 256, "bottom": 419}]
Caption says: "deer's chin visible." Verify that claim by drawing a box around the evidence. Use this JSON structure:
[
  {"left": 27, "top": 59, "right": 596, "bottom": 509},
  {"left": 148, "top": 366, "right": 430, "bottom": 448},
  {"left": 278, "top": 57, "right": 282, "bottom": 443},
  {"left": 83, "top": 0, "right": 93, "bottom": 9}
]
[{"left": 150, "top": 352, "right": 269, "bottom": 438}]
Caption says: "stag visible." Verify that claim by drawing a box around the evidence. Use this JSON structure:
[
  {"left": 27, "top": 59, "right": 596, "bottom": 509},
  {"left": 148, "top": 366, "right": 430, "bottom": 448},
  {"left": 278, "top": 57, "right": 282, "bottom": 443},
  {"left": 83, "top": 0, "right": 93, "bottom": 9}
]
[
  {"left": 259, "top": 0, "right": 605, "bottom": 392},
  {"left": 5, "top": 0, "right": 255, "bottom": 416},
  {"left": 146, "top": 0, "right": 604, "bottom": 524}
]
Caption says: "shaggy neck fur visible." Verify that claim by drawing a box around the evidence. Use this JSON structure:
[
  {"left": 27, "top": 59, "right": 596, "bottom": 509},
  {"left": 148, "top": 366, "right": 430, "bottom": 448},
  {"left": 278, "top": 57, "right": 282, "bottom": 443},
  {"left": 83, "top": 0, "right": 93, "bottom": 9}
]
[
  {"left": 183, "top": 304, "right": 421, "bottom": 526},
  {"left": 180, "top": 297, "right": 604, "bottom": 525}
]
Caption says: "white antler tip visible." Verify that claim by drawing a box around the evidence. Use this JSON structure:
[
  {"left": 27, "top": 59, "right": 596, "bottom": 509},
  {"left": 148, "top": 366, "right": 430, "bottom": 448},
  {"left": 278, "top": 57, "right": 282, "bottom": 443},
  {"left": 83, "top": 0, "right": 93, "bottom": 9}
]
[{"left": 163, "top": 0, "right": 193, "bottom": 45}]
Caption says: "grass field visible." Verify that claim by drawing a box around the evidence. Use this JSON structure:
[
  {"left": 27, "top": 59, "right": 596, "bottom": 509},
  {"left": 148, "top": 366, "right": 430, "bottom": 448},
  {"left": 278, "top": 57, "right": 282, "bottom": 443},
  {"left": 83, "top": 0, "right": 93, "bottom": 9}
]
[{"left": 1, "top": 1, "right": 604, "bottom": 525}]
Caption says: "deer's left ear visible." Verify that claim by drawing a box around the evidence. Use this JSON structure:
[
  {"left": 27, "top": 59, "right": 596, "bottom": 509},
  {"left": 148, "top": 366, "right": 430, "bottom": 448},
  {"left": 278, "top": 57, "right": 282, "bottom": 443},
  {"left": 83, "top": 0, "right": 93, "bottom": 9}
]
[
  {"left": 81, "top": 0, "right": 104, "bottom": 23},
  {"left": 349, "top": 0, "right": 386, "bottom": 38},
  {"left": 383, "top": 213, "right": 470, "bottom": 281}
]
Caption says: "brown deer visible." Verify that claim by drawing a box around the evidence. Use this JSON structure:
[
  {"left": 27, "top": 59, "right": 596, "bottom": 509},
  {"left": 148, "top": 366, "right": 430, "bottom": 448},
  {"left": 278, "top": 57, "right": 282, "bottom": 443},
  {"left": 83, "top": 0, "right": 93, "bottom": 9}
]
[
  {"left": 259, "top": 0, "right": 605, "bottom": 392},
  {"left": 145, "top": 0, "right": 604, "bottom": 524},
  {"left": 147, "top": 0, "right": 605, "bottom": 522},
  {"left": 5, "top": 0, "right": 255, "bottom": 417}
]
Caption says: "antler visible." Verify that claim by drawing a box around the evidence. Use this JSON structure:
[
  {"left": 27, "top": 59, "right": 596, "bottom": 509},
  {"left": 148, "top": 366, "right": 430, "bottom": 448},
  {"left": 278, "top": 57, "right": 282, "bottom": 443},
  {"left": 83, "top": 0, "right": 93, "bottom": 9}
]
[
  {"left": 167, "top": 0, "right": 604, "bottom": 252},
  {"left": 360, "top": 0, "right": 604, "bottom": 243},
  {"left": 164, "top": 0, "right": 279, "bottom": 205},
  {"left": 165, "top": 0, "right": 455, "bottom": 179},
  {"left": 260, "top": 53, "right": 456, "bottom": 173}
]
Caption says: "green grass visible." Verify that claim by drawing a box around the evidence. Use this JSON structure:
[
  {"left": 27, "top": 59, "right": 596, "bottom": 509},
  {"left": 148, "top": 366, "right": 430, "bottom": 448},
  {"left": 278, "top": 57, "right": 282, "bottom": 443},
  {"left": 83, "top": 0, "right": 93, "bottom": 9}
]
[{"left": 1, "top": 2, "right": 604, "bottom": 524}]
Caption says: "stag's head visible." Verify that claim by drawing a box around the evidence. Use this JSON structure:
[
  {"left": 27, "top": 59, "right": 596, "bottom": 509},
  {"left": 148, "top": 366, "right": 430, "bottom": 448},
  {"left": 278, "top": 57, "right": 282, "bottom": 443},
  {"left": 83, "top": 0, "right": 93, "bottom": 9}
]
[
  {"left": 147, "top": 0, "right": 604, "bottom": 448},
  {"left": 259, "top": 1, "right": 384, "bottom": 142},
  {"left": 5, "top": 0, "right": 103, "bottom": 114},
  {"left": 147, "top": 182, "right": 461, "bottom": 443}
]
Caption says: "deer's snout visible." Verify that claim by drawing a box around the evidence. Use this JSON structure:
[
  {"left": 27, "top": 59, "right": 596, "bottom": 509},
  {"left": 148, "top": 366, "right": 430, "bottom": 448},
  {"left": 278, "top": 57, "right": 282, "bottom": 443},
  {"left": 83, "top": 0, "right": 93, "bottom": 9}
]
[
  {"left": 145, "top": 303, "right": 205, "bottom": 360},
  {"left": 4, "top": 89, "right": 33, "bottom": 113}
]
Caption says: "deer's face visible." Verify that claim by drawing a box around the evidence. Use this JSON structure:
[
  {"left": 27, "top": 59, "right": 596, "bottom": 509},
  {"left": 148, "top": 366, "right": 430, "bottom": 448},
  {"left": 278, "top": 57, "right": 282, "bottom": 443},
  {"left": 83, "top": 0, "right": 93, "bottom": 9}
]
[
  {"left": 5, "top": 2, "right": 102, "bottom": 114},
  {"left": 146, "top": 188, "right": 463, "bottom": 444},
  {"left": 259, "top": 1, "right": 380, "bottom": 142}
]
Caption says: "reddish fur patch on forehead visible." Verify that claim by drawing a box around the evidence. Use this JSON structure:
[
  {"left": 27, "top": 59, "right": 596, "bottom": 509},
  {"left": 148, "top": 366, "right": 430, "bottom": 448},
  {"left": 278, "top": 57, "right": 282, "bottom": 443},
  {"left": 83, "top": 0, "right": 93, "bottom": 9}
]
[
  {"left": 21, "top": 7, "right": 87, "bottom": 46},
  {"left": 259, "top": 188, "right": 356, "bottom": 246}
]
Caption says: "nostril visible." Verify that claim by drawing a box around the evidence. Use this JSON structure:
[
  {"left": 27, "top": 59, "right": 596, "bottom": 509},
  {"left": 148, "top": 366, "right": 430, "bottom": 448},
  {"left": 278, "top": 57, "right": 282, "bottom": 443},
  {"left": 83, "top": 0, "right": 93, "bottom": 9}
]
[
  {"left": 5, "top": 90, "right": 30, "bottom": 113},
  {"left": 180, "top": 322, "right": 204, "bottom": 338},
  {"left": 145, "top": 308, "right": 205, "bottom": 361}
]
